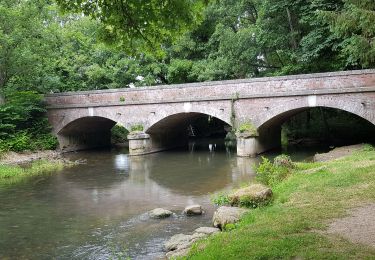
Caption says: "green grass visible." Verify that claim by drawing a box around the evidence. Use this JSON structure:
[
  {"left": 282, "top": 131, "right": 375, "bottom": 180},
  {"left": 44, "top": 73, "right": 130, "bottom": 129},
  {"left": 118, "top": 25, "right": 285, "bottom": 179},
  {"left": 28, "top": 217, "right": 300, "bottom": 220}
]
[
  {"left": 188, "top": 148, "right": 375, "bottom": 259},
  {"left": 0, "top": 160, "right": 66, "bottom": 185}
]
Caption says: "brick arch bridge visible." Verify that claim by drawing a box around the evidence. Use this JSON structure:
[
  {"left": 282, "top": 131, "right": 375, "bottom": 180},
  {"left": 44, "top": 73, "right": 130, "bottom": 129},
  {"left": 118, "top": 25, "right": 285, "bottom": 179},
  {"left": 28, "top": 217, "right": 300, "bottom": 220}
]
[{"left": 46, "top": 69, "right": 375, "bottom": 156}]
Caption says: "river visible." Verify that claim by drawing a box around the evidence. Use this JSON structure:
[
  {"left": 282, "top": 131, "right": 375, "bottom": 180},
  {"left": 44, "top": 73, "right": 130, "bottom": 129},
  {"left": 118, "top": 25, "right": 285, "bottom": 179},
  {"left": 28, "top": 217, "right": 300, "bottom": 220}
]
[{"left": 0, "top": 140, "right": 326, "bottom": 259}]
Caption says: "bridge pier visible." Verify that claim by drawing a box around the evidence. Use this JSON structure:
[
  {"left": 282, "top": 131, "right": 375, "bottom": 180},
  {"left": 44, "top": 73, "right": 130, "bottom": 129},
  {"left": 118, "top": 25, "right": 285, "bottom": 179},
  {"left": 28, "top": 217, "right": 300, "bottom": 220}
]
[
  {"left": 128, "top": 132, "right": 153, "bottom": 156},
  {"left": 236, "top": 126, "right": 281, "bottom": 157}
]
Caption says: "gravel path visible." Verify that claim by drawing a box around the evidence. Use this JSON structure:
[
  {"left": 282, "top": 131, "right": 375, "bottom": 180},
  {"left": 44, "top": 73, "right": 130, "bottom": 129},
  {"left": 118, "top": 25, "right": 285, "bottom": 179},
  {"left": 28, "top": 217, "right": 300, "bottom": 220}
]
[
  {"left": 313, "top": 144, "right": 365, "bottom": 162},
  {"left": 326, "top": 204, "right": 375, "bottom": 248}
]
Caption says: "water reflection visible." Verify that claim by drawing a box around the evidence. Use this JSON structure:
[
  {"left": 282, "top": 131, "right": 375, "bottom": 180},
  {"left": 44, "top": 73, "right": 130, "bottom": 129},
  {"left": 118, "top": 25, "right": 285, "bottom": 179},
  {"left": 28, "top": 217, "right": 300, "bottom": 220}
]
[{"left": 1, "top": 140, "right": 311, "bottom": 259}]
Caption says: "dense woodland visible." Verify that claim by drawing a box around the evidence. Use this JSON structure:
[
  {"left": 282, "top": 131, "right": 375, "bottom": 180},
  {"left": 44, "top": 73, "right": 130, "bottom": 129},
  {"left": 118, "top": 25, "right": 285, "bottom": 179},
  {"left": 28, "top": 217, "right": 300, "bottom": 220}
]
[{"left": 0, "top": 0, "right": 375, "bottom": 152}]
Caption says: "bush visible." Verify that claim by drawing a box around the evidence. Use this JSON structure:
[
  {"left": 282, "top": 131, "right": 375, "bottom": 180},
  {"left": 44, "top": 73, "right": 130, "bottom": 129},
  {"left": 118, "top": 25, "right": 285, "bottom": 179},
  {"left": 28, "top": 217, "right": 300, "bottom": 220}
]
[
  {"left": 211, "top": 192, "right": 230, "bottom": 206},
  {"left": 363, "top": 144, "right": 375, "bottom": 152},
  {"left": 111, "top": 124, "right": 129, "bottom": 143},
  {"left": 0, "top": 91, "right": 58, "bottom": 152},
  {"left": 273, "top": 154, "right": 294, "bottom": 168},
  {"left": 256, "top": 157, "right": 291, "bottom": 186},
  {"left": 130, "top": 124, "right": 144, "bottom": 132}
]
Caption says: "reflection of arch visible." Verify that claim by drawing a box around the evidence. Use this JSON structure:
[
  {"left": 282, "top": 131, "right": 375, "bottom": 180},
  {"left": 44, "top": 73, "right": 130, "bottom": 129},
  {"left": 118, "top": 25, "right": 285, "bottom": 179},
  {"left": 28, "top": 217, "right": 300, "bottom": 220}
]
[{"left": 257, "top": 99, "right": 375, "bottom": 129}]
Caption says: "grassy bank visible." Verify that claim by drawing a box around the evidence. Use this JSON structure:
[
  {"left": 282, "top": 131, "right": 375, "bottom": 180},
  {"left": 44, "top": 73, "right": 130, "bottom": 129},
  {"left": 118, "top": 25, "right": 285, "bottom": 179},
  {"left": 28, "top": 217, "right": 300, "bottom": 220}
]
[
  {"left": 189, "top": 147, "right": 375, "bottom": 259},
  {"left": 0, "top": 160, "right": 67, "bottom": 185}
]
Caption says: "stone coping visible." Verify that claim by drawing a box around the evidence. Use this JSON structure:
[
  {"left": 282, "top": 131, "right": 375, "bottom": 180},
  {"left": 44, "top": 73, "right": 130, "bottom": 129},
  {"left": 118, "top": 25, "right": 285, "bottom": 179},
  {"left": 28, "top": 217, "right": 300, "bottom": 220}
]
[{"left": 46, "top": 69, "right": 375, "bottom": 97}]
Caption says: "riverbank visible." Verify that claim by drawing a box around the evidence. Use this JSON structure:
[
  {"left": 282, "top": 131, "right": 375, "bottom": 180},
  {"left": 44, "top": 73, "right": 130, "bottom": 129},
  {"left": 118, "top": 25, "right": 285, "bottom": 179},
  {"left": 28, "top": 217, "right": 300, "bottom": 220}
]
[
  {"left": 0, "top": 150, "right": 73, "bottom": 185},
  {"left": 187, "top": 144, "right": 375, "bottom": 259}
]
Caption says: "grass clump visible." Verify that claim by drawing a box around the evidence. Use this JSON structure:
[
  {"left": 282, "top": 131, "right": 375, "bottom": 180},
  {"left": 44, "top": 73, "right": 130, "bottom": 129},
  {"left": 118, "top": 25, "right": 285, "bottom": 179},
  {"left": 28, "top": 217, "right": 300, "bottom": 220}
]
[
  {"left": 188, "top": 147, "right": 375, "bottom": 259},
  {"left": 0, "top": 160, "right": 67, "bottom": 185}
]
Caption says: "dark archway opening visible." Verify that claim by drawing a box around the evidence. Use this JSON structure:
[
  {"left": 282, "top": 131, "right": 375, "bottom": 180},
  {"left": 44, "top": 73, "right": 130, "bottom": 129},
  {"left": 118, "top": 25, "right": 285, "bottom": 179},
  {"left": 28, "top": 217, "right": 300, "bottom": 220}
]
[
  {"left": 146, "top": 113, "right": 232, "bottom": 152},
  {"left": 58, "top": 116, "right": 131, "bottom": 152},
  {"left": 278, "top": 107, "right": 375, "bottom": 150}
]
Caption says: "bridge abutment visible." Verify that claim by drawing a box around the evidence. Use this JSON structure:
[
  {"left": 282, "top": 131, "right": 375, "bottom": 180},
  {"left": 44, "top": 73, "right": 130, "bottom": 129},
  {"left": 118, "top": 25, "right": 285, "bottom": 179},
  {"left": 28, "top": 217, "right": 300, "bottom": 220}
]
[{"left": 236, "top": 126, "right": 281, "bottom": 157}]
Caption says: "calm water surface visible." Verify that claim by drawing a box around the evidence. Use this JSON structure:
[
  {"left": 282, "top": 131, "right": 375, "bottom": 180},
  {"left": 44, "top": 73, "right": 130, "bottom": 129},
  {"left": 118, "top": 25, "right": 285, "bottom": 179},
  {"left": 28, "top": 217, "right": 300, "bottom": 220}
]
[{"left": 0, "top": 140, "right": 325, "bottom": 259}]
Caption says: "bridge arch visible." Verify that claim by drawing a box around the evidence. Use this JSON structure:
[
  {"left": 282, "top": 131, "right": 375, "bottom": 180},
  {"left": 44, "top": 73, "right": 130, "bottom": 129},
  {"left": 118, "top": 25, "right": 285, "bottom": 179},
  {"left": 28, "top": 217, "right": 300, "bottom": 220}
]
[
  {"left": 256, "top": 97, "right": 375, "bottom": 129},
  {"left": 245, "top": 98, "right": 375, "bottom": 156},
  {"left": 57, "top": 116, "right": 126, "bottom": 152},
  {"left": 141, "top": 112, "right": 232, "bottom": 153}
]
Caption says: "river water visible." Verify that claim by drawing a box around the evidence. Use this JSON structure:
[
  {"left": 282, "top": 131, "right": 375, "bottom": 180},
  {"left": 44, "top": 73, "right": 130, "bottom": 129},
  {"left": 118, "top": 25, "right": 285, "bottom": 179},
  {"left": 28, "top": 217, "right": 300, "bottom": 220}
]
[{"left": 0, "top": 140, "right": 324, "bottom": 259}]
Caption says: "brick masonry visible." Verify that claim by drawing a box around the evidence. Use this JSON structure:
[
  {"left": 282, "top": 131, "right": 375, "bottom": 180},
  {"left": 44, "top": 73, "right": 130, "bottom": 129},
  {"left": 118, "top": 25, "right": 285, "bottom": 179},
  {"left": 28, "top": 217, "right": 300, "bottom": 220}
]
[{"left": 45, "top": 69, "right": 375, "bottom": 153}]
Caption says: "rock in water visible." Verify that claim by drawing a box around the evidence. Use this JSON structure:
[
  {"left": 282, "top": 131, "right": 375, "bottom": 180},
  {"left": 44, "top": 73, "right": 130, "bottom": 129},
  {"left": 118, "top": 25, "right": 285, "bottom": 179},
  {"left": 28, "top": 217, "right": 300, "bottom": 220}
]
[
  {"left": 183, "top": 204, "right": 204, "bottom": 215},
  {"left": 148, "top": 208, "right": 173, "bottom": 219},
  {"left": 228, "top": 184, "right": 272, "bottom": 207},
  {"left": 212, "top": 206, "right": 249, "bottom": 229}
]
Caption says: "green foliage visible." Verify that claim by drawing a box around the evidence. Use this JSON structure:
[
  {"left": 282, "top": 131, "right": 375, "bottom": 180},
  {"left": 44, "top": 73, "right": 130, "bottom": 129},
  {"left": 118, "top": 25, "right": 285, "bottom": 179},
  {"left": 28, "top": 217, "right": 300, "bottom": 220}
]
[
  {"left": 130, "top": 124, "right": 144, "bottom": 132},
  {"left": 273, "top": 154, "right": 294, "bottom": 168},
  {"left": 237, "top": 122, "right": 258, "bottom": 136},
  {"left": 0, "top": 91, "right": 58, "bottom": 152},
  {"left": 222, "top": 223, "right": 237, "bottom": 231},
  {"left": 211, "top": 192, "right": 230, "bottom": 206},
  {"left": 255, "top": 157, "right": 291, "bottom": 186},
  {"left": 363, "top": 144, "right": 375, "bottom": 152},
  {"left": 55, "top": 0, "right": 207, "bottom": 55},
  {"left": 111, "top": 124, "right": 129, "bottom": 144},
  {"left": 320, "top": 0, "right": 375, "bottom": 68},
  {"left": 0, "top": 160, "right": 66, "bottom": 185},
  {"left": 119, "top": 97, "right": 125, "bottom": 102}
]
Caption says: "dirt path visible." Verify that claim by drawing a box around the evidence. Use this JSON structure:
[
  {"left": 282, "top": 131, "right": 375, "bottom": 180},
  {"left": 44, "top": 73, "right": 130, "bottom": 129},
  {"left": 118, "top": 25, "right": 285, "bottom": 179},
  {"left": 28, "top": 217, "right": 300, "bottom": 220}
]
[
  {"left": 326, "top": 204, "right": 375, "bottom": 249},
  {"left": 0, "top": 150, "right": 62, "bottom": 165},
  {"left": 313, "top": 144, "right": 365, "bottom": 162}
]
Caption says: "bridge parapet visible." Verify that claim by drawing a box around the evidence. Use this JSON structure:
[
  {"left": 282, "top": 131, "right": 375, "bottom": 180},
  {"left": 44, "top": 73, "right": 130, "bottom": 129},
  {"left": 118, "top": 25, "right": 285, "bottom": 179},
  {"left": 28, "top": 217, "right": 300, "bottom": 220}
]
[{"left": 46, "top": 69, "right": 375, "bottom": 109}]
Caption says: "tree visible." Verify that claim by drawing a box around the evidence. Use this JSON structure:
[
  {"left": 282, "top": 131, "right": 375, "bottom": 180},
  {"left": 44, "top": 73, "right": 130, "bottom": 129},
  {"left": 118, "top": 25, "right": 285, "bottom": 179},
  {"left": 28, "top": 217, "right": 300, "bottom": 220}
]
[
  {"left": 320, "top": 0, "right": 375, "bottom": 68},
  {"left": 55, "top": 0, "right": 208, "bottom": 55}
]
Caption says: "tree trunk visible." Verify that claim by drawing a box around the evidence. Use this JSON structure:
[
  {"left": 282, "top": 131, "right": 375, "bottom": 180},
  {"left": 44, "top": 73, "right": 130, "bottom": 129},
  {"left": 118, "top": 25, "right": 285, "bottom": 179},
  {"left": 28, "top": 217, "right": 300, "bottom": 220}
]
[{"left": 286, "top": 7, "right": 298, "bottom": 49}]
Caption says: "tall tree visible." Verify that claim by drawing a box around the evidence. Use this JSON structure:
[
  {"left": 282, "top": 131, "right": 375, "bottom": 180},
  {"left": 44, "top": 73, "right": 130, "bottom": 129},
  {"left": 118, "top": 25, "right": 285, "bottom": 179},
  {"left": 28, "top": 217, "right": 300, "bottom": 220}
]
[{"left": 55, "top": 0, "right": 208, "bottom": 55}]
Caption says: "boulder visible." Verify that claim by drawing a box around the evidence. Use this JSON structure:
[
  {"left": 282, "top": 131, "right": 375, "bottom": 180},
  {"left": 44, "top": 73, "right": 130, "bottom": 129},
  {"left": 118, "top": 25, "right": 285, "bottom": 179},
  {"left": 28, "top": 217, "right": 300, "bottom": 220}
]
[
  {"left": 164, "top": 233, "right": 206, "bottom": 252},
  {"left": 183, "top": 204, "right": 204, "bottom": 215},
  {"left": 194, "top": 227, "right": 220, "bottom": 235},
  {"left": 212, "top": 206, "right": 249, "bottom": 229},
  {"left": 148, "top": 208, "right": 173, "bottom": 219},
  {"left": 228, "top": 184, "right": 272, "bottom": 207}
]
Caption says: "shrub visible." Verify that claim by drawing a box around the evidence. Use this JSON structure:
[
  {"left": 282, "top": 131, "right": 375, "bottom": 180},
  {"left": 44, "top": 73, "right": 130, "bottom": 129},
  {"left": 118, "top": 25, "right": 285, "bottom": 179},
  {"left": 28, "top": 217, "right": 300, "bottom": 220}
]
[
  {"left": 211, "top": 192, "right": 230, "bottom": 206},
  {"left": 130, "top": 124, "right": 144, "bottom": 132},
  {"left": 363, "top": 144, "right": 375, "bottom": 151},
  {"left": 111, "top": 124, "right": 129, "bottom": 143},
  {"left": 255, "top": 156, "right": 291, "bottom": 186},
  {"left": 237, "top": 122, "right": 258, "bottom": 136},
  {"left": 273, "top": 154, "right": 294, "bottom": 168}
]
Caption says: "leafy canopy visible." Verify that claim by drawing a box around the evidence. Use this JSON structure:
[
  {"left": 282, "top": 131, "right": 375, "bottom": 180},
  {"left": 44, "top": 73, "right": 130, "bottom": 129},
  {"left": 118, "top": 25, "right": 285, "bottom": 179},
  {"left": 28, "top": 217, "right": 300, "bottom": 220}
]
[{"left": 55, "top": 0, "right": 208, "bottom": 55}]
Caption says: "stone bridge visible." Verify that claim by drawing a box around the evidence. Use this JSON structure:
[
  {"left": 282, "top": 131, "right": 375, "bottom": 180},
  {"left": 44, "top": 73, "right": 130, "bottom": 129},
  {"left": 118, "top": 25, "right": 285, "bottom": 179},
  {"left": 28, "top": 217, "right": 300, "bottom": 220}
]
[{"left": 46, "top": 69, "right": 375, "bottom": 156}]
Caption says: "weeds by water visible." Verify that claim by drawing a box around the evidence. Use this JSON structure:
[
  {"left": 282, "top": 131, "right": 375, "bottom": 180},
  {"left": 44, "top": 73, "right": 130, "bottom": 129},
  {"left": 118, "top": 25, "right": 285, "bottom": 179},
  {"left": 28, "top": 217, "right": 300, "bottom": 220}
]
[{"left": 0, "top": 160, "right": 67, "bottom": 185}]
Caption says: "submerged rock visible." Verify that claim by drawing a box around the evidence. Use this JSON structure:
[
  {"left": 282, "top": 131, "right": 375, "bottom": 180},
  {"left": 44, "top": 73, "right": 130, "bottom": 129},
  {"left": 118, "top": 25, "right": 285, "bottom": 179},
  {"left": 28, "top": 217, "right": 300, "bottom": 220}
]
[
  {"left": 183, "top": 204, "right": 204, "bottom": 215},
  {"left": 228, "top": 184, "right": 272, "bottom": 207},
  {"left": 212, "top": 206, "right": 249, "bottom": 229},
  {"left": 148, "top": 208, "right": 173, "bottom": 219}
]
